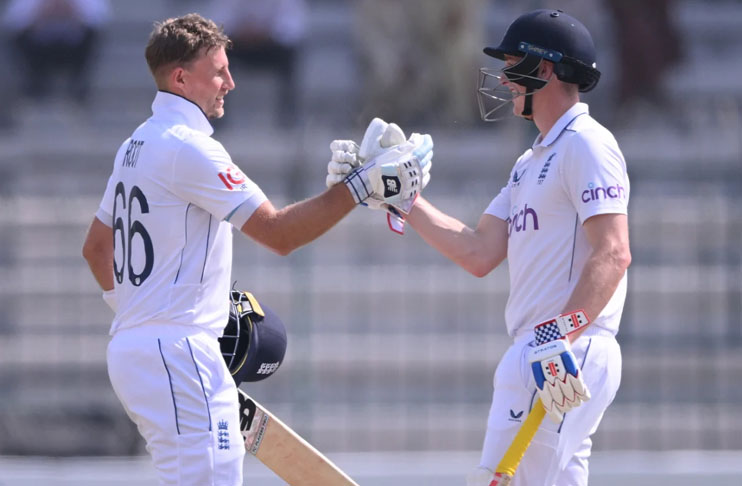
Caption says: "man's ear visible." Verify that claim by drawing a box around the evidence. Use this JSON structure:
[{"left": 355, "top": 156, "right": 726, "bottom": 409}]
[
  {"left": 539, "top": 60, "right": 554, "bottom": 79},
  {"left": 170, "top": 66, "right": 187, "bottom": 91}
]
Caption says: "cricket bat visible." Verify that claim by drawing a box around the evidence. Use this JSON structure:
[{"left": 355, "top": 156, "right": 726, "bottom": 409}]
[
  {"left": 237, "top": 388, "right": 359, "bottom": 486},
  {"left": 490, "top": 400, "right": 546, "bottom": 486}
]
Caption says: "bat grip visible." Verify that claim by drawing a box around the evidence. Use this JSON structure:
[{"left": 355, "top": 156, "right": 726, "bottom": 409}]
[{"left": 494, "top": 401, "right": 547, "bottom": 478}]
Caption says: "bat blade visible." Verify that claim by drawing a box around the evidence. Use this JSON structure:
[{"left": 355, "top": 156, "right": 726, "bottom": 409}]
[
  {"left": 491, "top": 401, "right": 546, "bottom": 486},
  {"left": 237, "top": 388, "right": 359, "bottom": 486}
]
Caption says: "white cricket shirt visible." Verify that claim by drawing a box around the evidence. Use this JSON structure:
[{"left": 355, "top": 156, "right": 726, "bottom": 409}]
[
  {"left": 96, "top": 91, "right": 267, "bottom": 335},
  {"left": 485, "top": 103, "right": 629, "bottom": 337}
]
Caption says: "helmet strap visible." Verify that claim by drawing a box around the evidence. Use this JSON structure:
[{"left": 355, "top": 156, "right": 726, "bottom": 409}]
[{"left": 521, "top": 87, "right": 534, "bottom": 118}]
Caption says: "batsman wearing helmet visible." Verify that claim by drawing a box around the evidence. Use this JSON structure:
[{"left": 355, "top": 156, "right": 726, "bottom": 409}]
[
  {"left": 329, "top": 8, "right": 631, "bottom": 486},
  {"left": 81, "top": 12, "right": 433, "bottom": 486}
]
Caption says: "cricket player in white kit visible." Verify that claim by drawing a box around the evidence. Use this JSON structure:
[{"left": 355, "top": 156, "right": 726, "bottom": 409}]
[
  {"left": 328, "top": 9, "right": 630, "bottom": 486},
  {"left": 442, "top": 10, "right": 629, "bottom": 485},
  {"left": 82, "top": 14, "right": 432, "bottom": 486}
]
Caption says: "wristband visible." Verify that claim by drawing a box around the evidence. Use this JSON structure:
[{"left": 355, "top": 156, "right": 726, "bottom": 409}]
[{"left": 534, "top": 310, "right": 589, "bottom": 345}]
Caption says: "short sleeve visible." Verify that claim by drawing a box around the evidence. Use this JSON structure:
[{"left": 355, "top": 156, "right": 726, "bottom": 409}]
[
  {"left": 560, "top": 132, "right": 629, "bottom": 223},
  {"left": 484, "top": 182, "right": 511, "bottom": 221},
  {"left": 171, "top": 135, "right": 267, "bottom": 222},
  {"left": 97, "top": 140, "right": 130, "bottom": 227}
]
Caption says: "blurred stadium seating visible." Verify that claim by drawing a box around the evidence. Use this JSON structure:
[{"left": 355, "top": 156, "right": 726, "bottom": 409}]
[{"left": 0, "top": 0, "right": 740, "bottom": 473}]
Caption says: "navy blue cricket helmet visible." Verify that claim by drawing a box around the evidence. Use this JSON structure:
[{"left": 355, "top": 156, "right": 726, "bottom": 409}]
[
  {"left": 220, "top": 290, "right": 287, "bottom": 385},
  {"left": 477, "top": 9, "right": 601, "bottom": 121},
  {"left": 484, "top": 9, "right": 601, "bottom": 92}
]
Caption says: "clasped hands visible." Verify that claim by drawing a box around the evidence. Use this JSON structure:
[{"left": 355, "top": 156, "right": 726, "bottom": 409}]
[{"left": 326, "top": 118, "right": 433, "bottom": 232}]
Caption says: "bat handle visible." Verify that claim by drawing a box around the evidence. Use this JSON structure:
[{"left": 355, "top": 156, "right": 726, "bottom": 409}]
[
  {"left": 491, "top": 401, "right": 547, "bottom": 484},
  {"left": 491, "top": 472, "right": 512, "bottom": 486}
]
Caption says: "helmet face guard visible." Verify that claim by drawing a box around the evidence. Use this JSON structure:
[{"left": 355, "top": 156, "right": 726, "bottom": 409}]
[{"left": 477, "top": 50, "right": 551, "bottom": 122}]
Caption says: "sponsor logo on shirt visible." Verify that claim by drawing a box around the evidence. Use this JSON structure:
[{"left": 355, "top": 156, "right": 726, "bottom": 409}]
[
  {"left": 507, "top": 203, "right": 540, "bottom": 235},
  {"left": 218, "top": 166, "right": 247, "bottom": 190},
  {"left": 511, "top": 169, "right": 526, "bottom": 187},
  {"left": 581, "top": 182, "right": 626, "bottom": 203}
]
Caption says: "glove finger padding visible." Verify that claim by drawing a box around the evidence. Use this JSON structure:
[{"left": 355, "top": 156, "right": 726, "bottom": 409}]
[
  {"left": 379, "top": 122, "right": 406, "bottom": 148},
  {"left": 330, "top": 139, "right": 360, "bottom": 154},
  {"left": 326, "top": 162, "right": 356, "bottom": 187},
  {"left": 327, "top": 140, "right": 361, "bottom": 188},
  {"left": 528, "top": 339, "right": 590, "bottom": 423},
  {"left": 330, "top": 150, "right": 359, "bottom": 166},
  {"left": 359, "top": 118, "right": 406, "bottom": 160}
]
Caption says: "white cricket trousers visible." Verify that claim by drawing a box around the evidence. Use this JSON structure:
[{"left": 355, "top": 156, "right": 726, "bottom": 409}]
[
  {"left": 107, "top": 323, "right": 245, "bottom": 486},
  {"left": 479, "top": 327, "right": 621, "bottom": 486}
]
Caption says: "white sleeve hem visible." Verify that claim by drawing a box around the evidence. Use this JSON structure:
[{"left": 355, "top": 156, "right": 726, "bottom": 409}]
[
  {"left": 225, "top": 192, "right": 269, "bottom": 229},
  {"left": 95, "top": 207, "right": 113, "bottom": 227}
]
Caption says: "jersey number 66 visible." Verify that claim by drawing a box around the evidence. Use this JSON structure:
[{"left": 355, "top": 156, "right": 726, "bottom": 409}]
[{"left": 113, "top": 182, "right": 154, "bottom": 286}]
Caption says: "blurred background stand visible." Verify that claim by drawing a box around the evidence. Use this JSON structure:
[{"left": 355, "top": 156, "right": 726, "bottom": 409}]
[{"left": 0, "top": 0, "right": 740, "bottom": 482}]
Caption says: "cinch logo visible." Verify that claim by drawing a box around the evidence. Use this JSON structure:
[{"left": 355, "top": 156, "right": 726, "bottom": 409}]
[
  {"left": 507, "top": 203, "right": 539, "bottom": 235},
  {"left": 581, "top": 182, "right": 626, "bottom": 203}
]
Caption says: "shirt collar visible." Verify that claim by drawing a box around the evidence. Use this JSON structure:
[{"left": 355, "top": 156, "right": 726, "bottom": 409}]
[
  {"left": 533, "top": 102, "right": 589, "bottom": 148},
  {"left": 151, "top": 91, "right": 214, "bottom": 136}
]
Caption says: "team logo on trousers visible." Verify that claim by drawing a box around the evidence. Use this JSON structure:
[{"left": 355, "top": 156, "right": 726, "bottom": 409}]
[
  {"left": 509, "top": 409, "right": 524, "bottom": 422},
  {"left": 218, "top": 420, "right": 230, "bottom": 450}
]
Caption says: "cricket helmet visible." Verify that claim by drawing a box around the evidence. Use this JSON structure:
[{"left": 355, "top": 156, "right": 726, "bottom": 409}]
[
  {"left": 220, "top": 290, "right": 287, "bottom": 385},
  {"left": 477, "top": 9, "right": 601, "bottom": 121}
]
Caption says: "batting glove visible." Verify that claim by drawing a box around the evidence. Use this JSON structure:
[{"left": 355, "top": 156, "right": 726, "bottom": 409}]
[
  {"left": 326, "top": 118, "right": 406, "bottom": 190},
  {"left": 343, "top": 133, "right": 432, "bottom": 207},
  {"left": 528, "top": 339, "right": 591, "bottom": 423}
]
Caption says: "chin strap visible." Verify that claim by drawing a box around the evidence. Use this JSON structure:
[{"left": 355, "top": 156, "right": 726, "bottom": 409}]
[{"left": 521, "top": 87, "right": 534, "bottom": 118}]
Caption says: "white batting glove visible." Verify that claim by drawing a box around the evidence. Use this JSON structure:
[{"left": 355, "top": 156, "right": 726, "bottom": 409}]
[
  {"left": 326, "top": 118, "right": 406, "bottom": 189},
  {"left": 326, "top": 140, "right": 360, "bottom": 188},
  {"left": 343, "top": 132, "right": 433, "bottom": 210},
  {"left": 528, "top": 339, "right": 591, "bottom": 423}
]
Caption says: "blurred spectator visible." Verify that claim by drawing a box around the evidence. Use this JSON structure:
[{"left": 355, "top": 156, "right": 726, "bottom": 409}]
[
  {"left": 2, "top": 0, "right": 110, "bottom": 106},
  {"left": 355, "top": 0, "right": 486, "bottom": 126},
  {"left": 604, "top": 0, "right": 682, "bottom": 113},
  {"left": 211, "top": 0, "right": 307, "bottom": 127}
]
